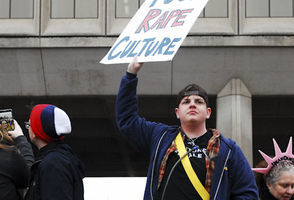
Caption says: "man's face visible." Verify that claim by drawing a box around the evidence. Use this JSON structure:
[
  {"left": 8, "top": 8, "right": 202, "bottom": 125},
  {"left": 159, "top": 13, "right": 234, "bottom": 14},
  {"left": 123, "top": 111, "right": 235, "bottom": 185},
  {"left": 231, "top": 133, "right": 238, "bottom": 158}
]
[
  {"left": 175, "top": 95, "right": 211, "bottom": 125},
  {"left": 267, "top": 171, "right": 294, "bottom": 200}
]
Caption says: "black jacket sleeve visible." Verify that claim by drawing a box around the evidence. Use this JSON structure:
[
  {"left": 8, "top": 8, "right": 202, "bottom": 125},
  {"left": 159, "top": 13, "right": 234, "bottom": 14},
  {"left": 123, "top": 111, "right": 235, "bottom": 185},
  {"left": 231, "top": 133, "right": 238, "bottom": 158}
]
[{"left": 14, "top": 135, "right": 35, "bottom": 169}]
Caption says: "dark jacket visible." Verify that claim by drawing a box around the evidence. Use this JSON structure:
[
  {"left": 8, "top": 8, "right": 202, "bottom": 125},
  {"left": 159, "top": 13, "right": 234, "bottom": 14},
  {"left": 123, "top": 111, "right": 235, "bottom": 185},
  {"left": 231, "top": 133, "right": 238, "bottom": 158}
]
[
  {"left": 14, "top": 135, "right": 35, "bottom": 169},
  {"left": 0, "top": 136, "right": 33, "bottom": 200},
  {"left": 25, "top": 141, "right": 85, "bottom": 200},
  {"left": 116, "top": 73, "right": 259, "bottom": 200}
]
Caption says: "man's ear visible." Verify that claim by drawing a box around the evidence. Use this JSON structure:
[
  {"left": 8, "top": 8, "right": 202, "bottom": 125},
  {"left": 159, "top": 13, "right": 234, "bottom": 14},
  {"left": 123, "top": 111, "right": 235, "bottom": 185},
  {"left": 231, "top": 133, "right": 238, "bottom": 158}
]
[
  {"left": 206, "top": 107, "right": 212, "bottom": 119},
  {"left": 265, "top": 180, "right": 272, "bottom": 190},
  {"left": 175, "top": 108, "right": 179, "bottom": 119}
]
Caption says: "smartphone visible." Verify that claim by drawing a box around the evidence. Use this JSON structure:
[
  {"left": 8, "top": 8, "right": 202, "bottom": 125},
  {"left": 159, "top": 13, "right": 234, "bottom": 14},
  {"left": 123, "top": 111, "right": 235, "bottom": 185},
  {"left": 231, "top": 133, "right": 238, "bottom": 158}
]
[{"left": 0, "top": 109, "right": 15, "bottom": 131}]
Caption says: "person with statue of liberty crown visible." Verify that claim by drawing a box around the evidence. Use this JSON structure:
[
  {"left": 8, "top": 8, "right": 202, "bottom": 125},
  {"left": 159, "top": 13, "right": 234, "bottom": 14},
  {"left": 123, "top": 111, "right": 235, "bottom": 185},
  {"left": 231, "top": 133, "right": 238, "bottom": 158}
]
[{"left": 253, "top": 137, "right": 294, "bottom": 200}]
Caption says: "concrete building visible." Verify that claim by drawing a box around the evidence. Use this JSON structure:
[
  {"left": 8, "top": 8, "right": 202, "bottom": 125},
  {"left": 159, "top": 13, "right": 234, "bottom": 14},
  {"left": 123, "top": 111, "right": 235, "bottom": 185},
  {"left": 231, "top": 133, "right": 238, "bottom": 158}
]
[{"left": 1, "top": 0, "right": 294, "bottom": 178}]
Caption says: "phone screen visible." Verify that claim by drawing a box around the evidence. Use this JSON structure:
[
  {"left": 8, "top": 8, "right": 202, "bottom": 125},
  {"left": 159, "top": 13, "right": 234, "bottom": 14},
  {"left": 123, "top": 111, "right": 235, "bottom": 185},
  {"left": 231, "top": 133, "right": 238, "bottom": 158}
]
[{"left": 0, "top": 109, "right": 15, "bottom": 131}]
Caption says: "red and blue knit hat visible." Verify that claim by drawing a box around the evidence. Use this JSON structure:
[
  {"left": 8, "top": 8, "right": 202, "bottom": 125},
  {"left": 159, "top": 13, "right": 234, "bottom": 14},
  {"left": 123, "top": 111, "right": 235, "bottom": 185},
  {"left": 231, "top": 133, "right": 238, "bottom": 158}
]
[{"left": 30, "top": 104, "right": 72, "bottom": 143}]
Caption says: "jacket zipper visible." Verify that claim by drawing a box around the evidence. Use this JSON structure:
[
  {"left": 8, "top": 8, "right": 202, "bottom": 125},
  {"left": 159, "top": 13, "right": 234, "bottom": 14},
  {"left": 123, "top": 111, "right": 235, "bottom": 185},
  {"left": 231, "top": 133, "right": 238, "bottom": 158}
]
[
  {"left": 150, "top": 130, "right": 167, "bottom": 200},
  {"left": 213, "top": 149, "right": 231, "bottom": 200}
]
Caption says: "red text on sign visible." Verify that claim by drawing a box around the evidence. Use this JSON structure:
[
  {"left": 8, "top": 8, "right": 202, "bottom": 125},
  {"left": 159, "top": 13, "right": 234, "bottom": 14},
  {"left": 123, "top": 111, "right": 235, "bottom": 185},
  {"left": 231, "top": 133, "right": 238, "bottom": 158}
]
[{"left": 135, "top": 8, "right": 194, "bottom": 34}]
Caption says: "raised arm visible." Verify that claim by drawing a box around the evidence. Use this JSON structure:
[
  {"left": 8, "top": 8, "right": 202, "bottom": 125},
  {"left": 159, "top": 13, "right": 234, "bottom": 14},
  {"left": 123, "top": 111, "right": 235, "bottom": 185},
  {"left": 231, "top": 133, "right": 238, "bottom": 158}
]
[
  {"left": 115, "top": 57, "right": 160, "bottom": 152},
  {"left": 8, "top": 120, "right": 35, "bottom": 169}
]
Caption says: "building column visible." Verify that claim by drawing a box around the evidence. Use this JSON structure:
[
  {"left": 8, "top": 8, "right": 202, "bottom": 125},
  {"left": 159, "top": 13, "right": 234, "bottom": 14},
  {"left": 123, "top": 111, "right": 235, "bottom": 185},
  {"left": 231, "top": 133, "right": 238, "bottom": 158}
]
[{"left": 216, "top": 78, "right": 253, "bottom": 166}]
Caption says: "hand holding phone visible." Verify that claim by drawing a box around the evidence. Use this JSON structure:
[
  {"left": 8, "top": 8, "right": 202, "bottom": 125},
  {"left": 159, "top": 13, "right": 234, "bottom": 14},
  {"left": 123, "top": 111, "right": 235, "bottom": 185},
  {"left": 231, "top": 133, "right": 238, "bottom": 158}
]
[{"left": 8, "top": 120, "right": 23, "bottom": 139}]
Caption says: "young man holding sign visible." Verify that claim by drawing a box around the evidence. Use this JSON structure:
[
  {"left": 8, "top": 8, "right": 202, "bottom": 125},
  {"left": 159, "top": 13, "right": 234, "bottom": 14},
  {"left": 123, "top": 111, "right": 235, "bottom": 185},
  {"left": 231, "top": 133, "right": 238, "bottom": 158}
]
[{"left": 115, "top": 57, "right": 258, "bottom": 200}]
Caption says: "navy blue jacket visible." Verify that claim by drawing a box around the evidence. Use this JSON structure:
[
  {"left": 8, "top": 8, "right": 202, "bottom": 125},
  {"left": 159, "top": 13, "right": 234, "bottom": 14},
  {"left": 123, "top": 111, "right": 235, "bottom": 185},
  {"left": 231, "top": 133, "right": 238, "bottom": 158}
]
[
  {"left": 116, "top": 73, "right": 258, "bottom": 200},
  {"left": 25, "top": 141, "right": 85, "bottom": 200}
]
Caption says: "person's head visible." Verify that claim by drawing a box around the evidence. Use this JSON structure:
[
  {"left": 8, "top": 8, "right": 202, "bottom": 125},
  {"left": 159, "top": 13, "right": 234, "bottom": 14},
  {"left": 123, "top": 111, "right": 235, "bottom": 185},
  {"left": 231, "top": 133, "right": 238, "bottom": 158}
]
[
  {"left": 253, "top": 137, "right": 294, "bottom": 200},
  {"left": 175, "top": 84, "right": 211, "bottom": 126},
  {"left": 265, "top": 161, "right": 294, "bottom": 200},
  {"left": 28, "top": 104, "right": 71, "bottom": 149},
  {"left": 1, "top": 120, "right": 7, "bottom": 128}
]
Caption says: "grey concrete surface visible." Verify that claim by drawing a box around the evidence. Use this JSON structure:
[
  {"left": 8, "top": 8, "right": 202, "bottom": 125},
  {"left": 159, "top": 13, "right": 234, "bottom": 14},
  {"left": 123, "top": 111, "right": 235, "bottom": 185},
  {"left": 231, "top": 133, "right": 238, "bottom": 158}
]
[
  {"left": 0, "top": 46, "right": 294, "bottom": 96},
  {"left": 0, "top": 49, "right": 45, "bottom": 95},
  {"left": 216, "top": 79, "right": 253, "bottom": 165}
]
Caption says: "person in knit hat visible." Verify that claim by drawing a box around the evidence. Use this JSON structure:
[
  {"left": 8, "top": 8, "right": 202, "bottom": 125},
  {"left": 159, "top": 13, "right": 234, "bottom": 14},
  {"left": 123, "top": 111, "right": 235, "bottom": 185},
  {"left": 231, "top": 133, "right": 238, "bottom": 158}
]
[{"left": 24, "top": 104, "right": 85, "bottom": 200}]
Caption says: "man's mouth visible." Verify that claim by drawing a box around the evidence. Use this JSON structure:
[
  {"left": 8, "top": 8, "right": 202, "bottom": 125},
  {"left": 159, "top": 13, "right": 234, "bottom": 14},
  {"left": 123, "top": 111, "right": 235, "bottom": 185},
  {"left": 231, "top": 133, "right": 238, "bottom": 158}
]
[
  {"left": 281, "top": 195, "right": 291, "bottom": 200},
  {"left": 188, "top": 111, "right": 197, "bottom": 115}
]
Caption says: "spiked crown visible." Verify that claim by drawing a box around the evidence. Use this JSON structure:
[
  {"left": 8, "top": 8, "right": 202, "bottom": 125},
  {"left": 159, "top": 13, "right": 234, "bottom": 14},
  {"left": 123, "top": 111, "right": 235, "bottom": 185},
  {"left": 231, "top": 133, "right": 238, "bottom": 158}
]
[{"left": 253, "top": 137, "right": 293, "bottom": 174}]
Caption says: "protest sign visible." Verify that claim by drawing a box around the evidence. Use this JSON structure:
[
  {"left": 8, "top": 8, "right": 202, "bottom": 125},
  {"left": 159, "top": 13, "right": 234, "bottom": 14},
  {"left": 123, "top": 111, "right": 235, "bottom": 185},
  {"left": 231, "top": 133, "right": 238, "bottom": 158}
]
[{"left": 100, "top": 0, "right": 208, "bottom": 64}]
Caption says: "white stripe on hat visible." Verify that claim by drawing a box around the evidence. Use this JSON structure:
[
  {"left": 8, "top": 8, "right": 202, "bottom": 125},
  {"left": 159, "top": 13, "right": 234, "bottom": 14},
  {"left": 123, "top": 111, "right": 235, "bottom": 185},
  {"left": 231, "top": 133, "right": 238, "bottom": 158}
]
[{"left": 54, "top": 107, "right": 72, "bottom": 136}]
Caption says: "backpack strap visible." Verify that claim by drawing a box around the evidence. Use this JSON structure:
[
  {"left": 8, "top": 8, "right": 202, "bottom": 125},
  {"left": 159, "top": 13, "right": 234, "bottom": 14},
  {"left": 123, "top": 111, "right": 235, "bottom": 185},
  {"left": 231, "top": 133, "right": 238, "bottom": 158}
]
[{"left": 174, "top": 132, "right": 210, "bottom": 200}]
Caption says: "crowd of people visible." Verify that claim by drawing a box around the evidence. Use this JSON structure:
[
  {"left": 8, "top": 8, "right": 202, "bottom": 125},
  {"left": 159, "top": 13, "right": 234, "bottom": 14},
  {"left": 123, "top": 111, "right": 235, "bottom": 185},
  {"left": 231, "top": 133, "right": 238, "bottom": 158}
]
[
  {"left": 0, "top": 104, "right": 84, "bottom": 200},
  {"left": 0, "top": 57, "right": 293, "bottom": 200}
]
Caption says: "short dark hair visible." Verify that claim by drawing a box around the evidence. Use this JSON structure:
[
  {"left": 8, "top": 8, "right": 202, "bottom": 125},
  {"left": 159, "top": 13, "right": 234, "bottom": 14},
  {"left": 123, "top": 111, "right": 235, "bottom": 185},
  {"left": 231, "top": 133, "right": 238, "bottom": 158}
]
[{"left": 176, "top": 84, "right": 209, "bottom": 107}]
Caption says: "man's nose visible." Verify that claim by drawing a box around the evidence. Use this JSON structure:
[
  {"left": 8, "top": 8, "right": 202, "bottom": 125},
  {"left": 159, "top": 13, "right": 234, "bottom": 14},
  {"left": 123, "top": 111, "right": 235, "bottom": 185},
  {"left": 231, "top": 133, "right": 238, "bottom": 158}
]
[
  {"left": 189, "top": 102, "right": 197, "bottom": 107},
  {"left": 286, "top": 185, "right": 294, "bottom": 194}
]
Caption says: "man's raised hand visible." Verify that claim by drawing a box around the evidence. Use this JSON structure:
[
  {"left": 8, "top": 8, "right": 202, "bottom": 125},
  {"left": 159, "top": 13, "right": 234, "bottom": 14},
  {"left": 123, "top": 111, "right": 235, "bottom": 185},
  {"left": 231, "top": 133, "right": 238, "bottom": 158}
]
[{"left": 127, "top": 56, "right": 143, "bottom": 74}]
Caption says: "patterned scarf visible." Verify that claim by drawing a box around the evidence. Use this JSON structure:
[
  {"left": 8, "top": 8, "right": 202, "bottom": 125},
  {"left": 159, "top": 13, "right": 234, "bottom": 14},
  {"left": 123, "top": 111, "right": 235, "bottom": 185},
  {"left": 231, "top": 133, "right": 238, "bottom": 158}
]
[{"left": 205, "top": 129, "right": 220, "bottom": 192}]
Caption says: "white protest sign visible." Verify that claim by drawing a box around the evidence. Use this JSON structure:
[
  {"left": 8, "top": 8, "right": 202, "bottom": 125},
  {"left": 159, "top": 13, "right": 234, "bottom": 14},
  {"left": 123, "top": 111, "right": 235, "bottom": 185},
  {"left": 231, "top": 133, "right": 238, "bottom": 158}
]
[{"left": 100, "top": 0, "right": 208, "bottom": 64}]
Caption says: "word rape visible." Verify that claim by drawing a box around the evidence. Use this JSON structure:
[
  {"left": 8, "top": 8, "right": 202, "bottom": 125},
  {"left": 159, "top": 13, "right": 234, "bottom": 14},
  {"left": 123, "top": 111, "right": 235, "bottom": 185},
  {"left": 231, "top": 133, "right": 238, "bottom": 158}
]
[{"left": 135, "top": 8, "right": 194, "bottom": 33}]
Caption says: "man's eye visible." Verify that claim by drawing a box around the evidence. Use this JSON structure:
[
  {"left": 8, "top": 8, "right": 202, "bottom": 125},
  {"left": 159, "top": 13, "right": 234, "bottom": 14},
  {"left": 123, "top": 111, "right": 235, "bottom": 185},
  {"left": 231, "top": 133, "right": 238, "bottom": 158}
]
[
  {"left": 183, "top": 99, "right": 190, "bottom": 104},
  {"left": 196, "top": 100, "right": 205, "bottom": 104}
]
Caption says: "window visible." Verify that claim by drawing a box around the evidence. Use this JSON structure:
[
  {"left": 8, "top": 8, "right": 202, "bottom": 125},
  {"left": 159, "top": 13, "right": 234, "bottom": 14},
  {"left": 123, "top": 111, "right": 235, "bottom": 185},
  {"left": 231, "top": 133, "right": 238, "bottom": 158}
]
[
  {"left": 0, "top": 0, "right": 39, "bottom": 35},
  {"left": 0, "top": 0, "right": 34, "bottom": 19},
  {"left": 41, "top": 0, "right": 105, "bottom": 36},
  {"left": 240, "top": 0, "right": 294, "bottom": 35},
  {"left": 246, "top": 0, "right": 293, "bottom": 17},
  {"left": 106, "top": 0, "right": 144, "bottom": 35},
  {"left": 190, "top": 0, "right": 237, "bottom": 35},
  {"left": 51, "top": 0, "right": 98, "bottom": 19}
]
